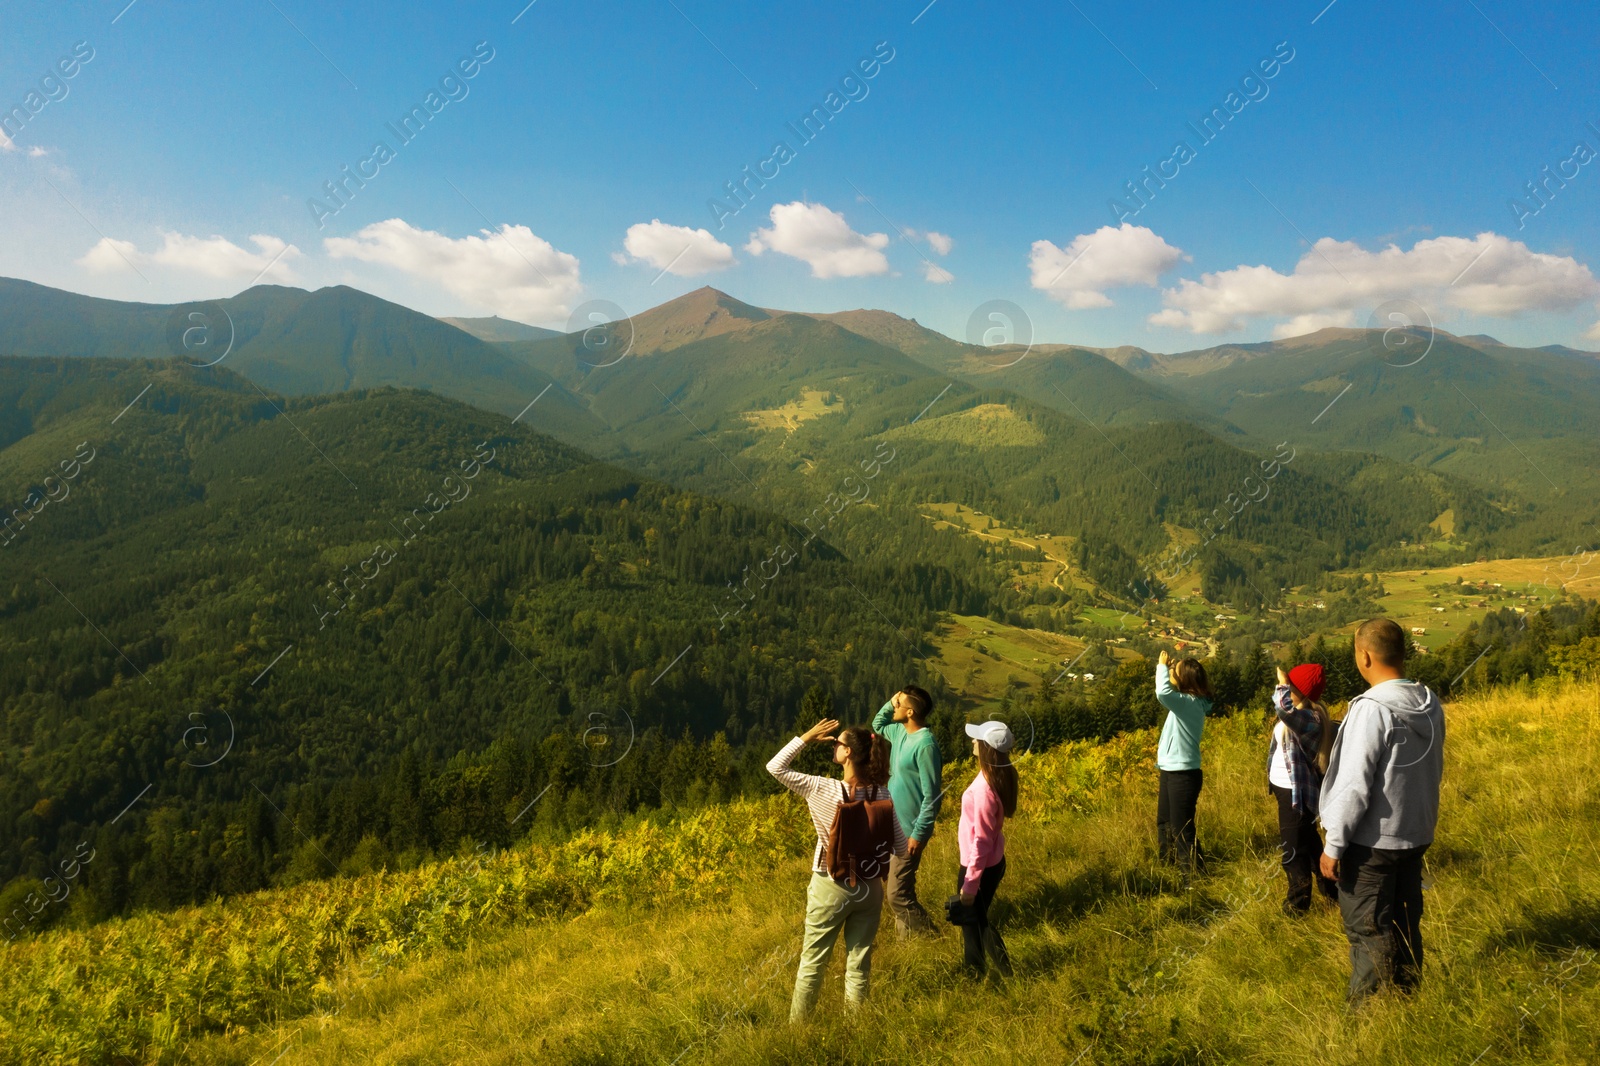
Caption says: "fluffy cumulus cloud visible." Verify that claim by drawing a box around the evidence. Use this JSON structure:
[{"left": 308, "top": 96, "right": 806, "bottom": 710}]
[
  {"left": 745, "top": 201, "right": 889, "bottom": 279},
  {"left": 922, "top": 262, "right": 955, "bottom": 284},
  {"left": 620, "top": 219, "right": 735, "bottom": 276},
  {"left": 325, "top": 218, "right": 581, "bottom": 322},
  {"left": 78, "top": 232, "right": 301, "bottom": 282},
  {"left": 1148, "top": 232, "right": 1600, "bottom": 337},
  {"left": 1029, "top": 223, "right": 1185, "bottom": 309}
]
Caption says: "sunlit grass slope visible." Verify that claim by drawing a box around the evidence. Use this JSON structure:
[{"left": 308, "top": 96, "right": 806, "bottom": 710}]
[{"left": 9, "top": 681, "right": 1600, "bottom": 1064}]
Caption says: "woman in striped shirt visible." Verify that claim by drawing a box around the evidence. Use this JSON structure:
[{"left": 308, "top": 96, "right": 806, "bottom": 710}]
[{"left": 768, "top": 717, "right": 908, "bottom": 1021}]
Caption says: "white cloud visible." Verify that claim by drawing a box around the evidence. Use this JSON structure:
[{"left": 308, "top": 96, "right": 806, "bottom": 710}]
[
  {"left": 1150, "top": 232, "right": 1600, "bottom": 335},
  {"left": 902, "top": 228, "right": 954, "bottom": 255},
  {"left": 77, "top": 237, "right": 143, "bottom": 275},
  {"left": 1270, "top": 311, "right": 1356, "bottom": 339},
  {"left": 325, "top": 218, "right": 581, "bottom": 323},
  {"left": 1029, "top": 223, "right": 1185, "bottom": 309},
  {"left": 1583, "top": 320, "right": 1600, "bottom": 343},
  {"left": 745, "top": 201, "right": 889, "bottom": 279},
  {"left": 922, "top": 262, "right": 955, "bottom": 284},
  {"left": 0, "top": 130, "right": 43, "bottom": 153},
  {"left": 77, "top": 232, "right": 301, "bottom": 282},
  {"left": 621, "top": 219, "right": 736, "bottom": 275}
]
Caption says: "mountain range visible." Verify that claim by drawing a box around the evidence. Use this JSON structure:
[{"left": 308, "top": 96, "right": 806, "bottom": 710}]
[{"left": 4, "top": 275, "right": 1597, "bottom": 573}]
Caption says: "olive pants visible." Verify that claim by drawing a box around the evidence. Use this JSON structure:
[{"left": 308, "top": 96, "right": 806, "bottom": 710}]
[{"left": 790, "top": 872, "right": 884, "bottom": 1021}]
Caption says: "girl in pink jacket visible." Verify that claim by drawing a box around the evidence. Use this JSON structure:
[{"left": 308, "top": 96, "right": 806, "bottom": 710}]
[{"left": 952, "top": 720, "right": 1018, "bottom": 977}]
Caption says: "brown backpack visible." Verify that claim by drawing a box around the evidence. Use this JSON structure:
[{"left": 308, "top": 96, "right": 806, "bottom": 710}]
[{"left": 825, "top": 783, "right": 897, "bottom": 886}]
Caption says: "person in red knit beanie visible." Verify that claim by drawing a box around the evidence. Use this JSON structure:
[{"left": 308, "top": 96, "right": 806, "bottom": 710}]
[{"left": 1268, "top": 663, "right": 1339, "bottom": 914}]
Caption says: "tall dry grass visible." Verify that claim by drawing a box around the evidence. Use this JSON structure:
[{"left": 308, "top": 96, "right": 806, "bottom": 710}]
[{"left": 190, "top": 679, "right": 1600, "bottom": 1065}]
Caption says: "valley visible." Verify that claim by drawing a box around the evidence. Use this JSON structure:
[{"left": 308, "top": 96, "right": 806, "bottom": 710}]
[{"left": 915, "top": 490, "right": 1600, "bottom": 693}]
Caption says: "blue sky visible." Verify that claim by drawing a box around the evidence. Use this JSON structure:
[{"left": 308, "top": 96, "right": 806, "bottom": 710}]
[{"left": 3, "top": 0, "right": 1598, "bottom": 350}]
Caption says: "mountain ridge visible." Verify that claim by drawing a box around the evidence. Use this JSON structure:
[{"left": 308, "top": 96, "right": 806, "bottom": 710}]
[
  {"left": 0, "top": 276, "right": 601, "bottom": 436},
  {"left": 5, "top": 276, "right": 1598, "bottom": 525},
  {"left": 439, "top": 315, "right": 562, "bottom": 344}
]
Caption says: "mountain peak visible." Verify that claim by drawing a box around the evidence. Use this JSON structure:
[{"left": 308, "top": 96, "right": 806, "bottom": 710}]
[{"left": 625, "top": 286, "right": 772, "bottom": 353}]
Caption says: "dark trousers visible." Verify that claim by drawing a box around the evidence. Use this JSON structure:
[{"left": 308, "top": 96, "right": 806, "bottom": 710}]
[
  {"left": 1271, "top": 785, "right": 1338, "bottom": 913},
  {"left": 955, "top": 858, "right": 1011, "bottom": 976},
  {"left": 1337, "top": 843, "right": 1428, "bottom": 1001},
  {"left": 888, "top": 846, "right": 934, "bottom": 934},
  {"left": 1156, "top": 769, "right": 1205, "bottom": 870}
]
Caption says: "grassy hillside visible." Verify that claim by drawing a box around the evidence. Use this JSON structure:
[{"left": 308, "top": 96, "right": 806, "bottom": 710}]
[
  {"left": 1333, "top": 557, "right": 1600, "bottom": 652},
  {"left": 6, "top": 678, "right": 1597, "bottom": 1063}
]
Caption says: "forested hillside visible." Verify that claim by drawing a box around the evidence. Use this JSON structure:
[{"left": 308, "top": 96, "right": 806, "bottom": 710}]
[
  {"left": 525, "top": 309, "right": 1512, "bottom": 610},
  {"left": 1133, "top": 328, "right": 1600, "bottom": 541},
  {"left": 0, "top": 356, "right": 988, "bottom": 923}
]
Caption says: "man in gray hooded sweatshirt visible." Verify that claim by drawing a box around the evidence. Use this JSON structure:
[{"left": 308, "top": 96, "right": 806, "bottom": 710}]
[{"left": 1319, "top": 618, "right": 1445, "bottom": 1002}]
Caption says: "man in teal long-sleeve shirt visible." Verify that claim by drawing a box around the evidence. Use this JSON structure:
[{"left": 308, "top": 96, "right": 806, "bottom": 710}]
[{"left": 872, "top": 685, "right": 943, "bottom": 937}]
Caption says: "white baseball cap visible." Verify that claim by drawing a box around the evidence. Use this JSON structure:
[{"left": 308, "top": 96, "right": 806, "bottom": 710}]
[{"left": 965, "top": 720, "right": 1015, "bottom": 753}]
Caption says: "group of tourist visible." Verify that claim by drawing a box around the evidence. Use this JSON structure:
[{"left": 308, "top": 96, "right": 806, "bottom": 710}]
[
  {"left": 766, "top": 617, "right": 1446, "bottom": 1020},
  {"left": 765, "top": 684, "right": 1013, "bottom": 1020}
]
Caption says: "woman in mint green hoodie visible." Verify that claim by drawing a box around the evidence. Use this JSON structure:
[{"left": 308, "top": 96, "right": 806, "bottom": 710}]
[{"left": 1154, "top": 649, "right": 1214, "bottom": 871}]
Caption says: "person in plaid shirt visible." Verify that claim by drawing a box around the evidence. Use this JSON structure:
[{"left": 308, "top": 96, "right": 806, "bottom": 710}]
[{"left": 1268, "top": 663, "right": 1339, "bottom": 914}]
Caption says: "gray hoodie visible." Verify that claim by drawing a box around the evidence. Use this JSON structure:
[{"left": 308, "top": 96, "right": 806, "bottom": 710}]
[{"left": 1319, "top": 678, "right": 1444, "bottom": 858}]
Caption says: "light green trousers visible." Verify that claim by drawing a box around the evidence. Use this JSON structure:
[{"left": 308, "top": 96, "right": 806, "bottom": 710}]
[{"left": 790, "top": 872, "right": 885, "bottom": 1021}]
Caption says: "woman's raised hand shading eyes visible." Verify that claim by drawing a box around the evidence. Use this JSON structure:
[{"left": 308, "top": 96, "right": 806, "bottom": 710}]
[{"left": 800, "top": 719, "right": 840, "bottom": 744}]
